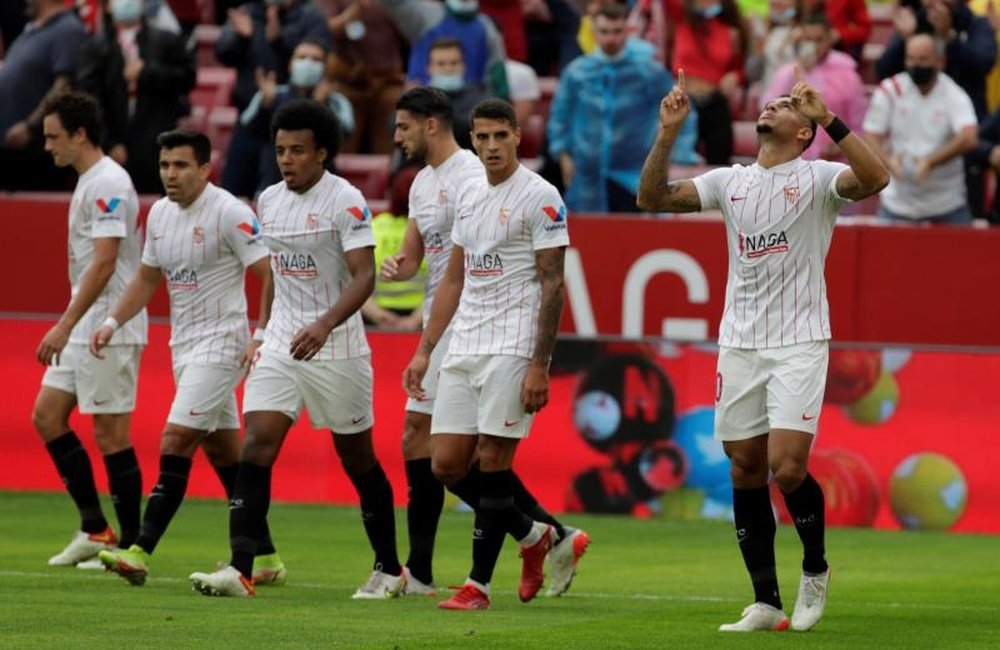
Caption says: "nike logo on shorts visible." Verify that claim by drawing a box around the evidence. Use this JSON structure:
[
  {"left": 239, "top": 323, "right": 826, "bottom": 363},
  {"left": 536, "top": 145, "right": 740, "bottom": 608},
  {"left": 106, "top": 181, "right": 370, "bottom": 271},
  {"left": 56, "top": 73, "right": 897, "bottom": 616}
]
[
  {"left": 801, "top": 413, "right": 816, "bottom": 421},
  {"left": 503, "top": 419, "right": 519, "bottom": 427},
  {"left": 93, "top": 399, "right": 110, "bottom": 406},
  {"left": 351, "top": 416, "right": 365, "bottom": 425},
  {"left": 189, "top": 409, "right": 207, "bottom": 416}
]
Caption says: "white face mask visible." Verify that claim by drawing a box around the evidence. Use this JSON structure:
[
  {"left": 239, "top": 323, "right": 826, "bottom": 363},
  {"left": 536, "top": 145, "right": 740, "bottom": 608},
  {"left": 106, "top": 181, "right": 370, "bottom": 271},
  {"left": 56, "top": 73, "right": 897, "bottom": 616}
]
[
  {"left": 797, "top": 40, "right": 818, "bottom": 67},
  {"left": 429, "top": 73, "right": 464, "bottom": 91},
  {"left": 344, "top": 20, "right": 366, "bottom": 41},
  {"left": 110, "top": 0, "right": 143, "bottom": 24},
  {"left": 445, "top": 0, "right": 478, "bottom": 16},
  {"left": 290, "top": 58, "right": 325, "bottom": 88}
]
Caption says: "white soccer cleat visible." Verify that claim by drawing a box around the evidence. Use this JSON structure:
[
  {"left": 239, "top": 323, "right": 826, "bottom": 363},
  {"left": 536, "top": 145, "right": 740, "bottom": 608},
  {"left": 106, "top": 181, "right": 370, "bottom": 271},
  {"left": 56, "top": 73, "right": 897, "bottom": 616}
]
[
  {"left": 351, "top": 569, "right": 405, "bottom": 599},
  {"left": 719, "top": 602, "right": 790, "bottom": 632},
  {"left": 791, "top": 569, "right": 831, "bottom": 631},
  {"left": 75, "top": 558, "right": 106, "bottom": 570},
  {"left": 189, "top": 565, "right": 255, "bottom": 597},
  {"left": 48, "top": 527, "right": 118, "bottom": 567},
  {"left": 401, "top": 566, "right": 437, "bottom": 596},
  {"left": 546, "top": 527, "right": 591, "bottom": 597}
]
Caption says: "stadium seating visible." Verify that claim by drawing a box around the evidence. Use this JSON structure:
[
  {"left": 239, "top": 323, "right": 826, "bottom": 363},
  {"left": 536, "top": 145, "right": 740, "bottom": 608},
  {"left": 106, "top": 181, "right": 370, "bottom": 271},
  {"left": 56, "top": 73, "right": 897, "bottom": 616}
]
[
  {"left": 193, "top": 24, "right": 222, "bottom": 69},
  {"left": 335, "top": 154, "right": 391, "bottom": 201}
]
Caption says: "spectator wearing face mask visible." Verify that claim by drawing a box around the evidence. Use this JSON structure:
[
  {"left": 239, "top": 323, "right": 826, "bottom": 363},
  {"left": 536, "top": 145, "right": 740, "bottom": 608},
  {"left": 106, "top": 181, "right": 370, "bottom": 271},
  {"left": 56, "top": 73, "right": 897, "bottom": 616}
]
[
  {"left": 863, "top": 34, "right": 978, "bottom": 224},
  {"left": 77, "top": 0, "right": 196, "bottom": 193},
  {"left": 238, "top": 38, "right": 354, "bottom": 198},
  {"left": 762, "top": 12, "right": 866, "bottom": 162},
  {"left": 745, "top": 0, "right": 802, "bottom": 90},
  {"left": 423, "top": 37, "right": 489, "bottom": 151}
]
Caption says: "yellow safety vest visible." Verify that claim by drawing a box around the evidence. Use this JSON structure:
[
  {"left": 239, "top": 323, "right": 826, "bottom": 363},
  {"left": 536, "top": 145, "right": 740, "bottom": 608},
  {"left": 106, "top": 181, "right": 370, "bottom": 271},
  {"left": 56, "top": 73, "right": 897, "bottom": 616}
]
[{"left": 371, "top": 212, "right": 427, "bottom": 311}]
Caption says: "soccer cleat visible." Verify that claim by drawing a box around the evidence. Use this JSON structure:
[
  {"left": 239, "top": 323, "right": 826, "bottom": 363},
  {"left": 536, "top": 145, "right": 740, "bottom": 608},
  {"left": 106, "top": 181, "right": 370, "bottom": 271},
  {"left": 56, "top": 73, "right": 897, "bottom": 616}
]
[
  {"left": 252, "top": 553, "right": 287, "bottom": 586},
  {"left": 98, "top": 545, "right": 151, "bottom": 586},
  {"left": 791, "top": 569, "right": 831, "bottom": 631},
  {"left": 401, "top": 566, "right": 437, "bottom": 596},
  {"left": 719, "top": 603, "right": 790, "bottom": 632},
  {"left": 438, "top": 580, "right": 490, "bottom": 610},
  {"left": 189, "top": 565, "right": 255, "bottom": 597},
  {"left": 75, "top": 558, "right": 106, "bottom": 570},
  {"left": 48, "top": 527, "right": 118, "bottom": 567},
  {"left": 518, "top": 522, "right": 555, "bottom": 603},
  {"left": 545, "top": 527, "right": 591, "bottom": 597},
  {"left": 351, "top": 569, "right": 405, "bottom": 599}
]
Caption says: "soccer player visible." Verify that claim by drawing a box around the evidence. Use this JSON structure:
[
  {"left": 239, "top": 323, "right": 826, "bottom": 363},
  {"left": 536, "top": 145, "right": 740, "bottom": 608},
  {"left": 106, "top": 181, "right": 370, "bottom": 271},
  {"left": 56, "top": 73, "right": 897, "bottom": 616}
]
[
  {"left": 403, "top": 99, "right": 571, "bottom": 610},
  {"left": 90, "top": 129, "right": 285, "bottom": 587},
  {"left": 387, "top": 87, "right": 589, "bottom": 598},
  {"left": 34, "top": 91, "right": 146, "bottom": 568},
  {"left": 189, "top": 99, "right": 403, "bottom": 599},
  {"left": 636, "top": 69, "right": 889, "bottom": 632}
]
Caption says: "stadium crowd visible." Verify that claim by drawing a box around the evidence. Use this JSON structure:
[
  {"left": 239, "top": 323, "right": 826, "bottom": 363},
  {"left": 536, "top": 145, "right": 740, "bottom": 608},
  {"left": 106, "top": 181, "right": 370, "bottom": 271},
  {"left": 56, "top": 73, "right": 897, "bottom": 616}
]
[{"left": 2, "top": 0, "right": 1000, "bottom": 259}]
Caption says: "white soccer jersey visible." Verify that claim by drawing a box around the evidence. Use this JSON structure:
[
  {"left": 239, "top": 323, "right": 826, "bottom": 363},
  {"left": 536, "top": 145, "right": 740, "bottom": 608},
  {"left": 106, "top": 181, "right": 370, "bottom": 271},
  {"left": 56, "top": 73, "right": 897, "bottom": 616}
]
[
  {"left": 256, "top": 172, "right": 374, "bottom": 361},
  {"left": 67, "top": 156, "right": 146, "bottom": 345},
  {"left": 693, "top": 158, "right": 850, "bottom": 349},
  {"left": 408, "top": 148, "right": 484, "bottom": 326},
  {"left": 862, "top": 72, "right": 977, "bottom": 219},
  {"left": 142, "top": 183, "right": 269, "bottom": 367},
  {"left": 448, "top": 164, "right": 569, "bottom": 358}
]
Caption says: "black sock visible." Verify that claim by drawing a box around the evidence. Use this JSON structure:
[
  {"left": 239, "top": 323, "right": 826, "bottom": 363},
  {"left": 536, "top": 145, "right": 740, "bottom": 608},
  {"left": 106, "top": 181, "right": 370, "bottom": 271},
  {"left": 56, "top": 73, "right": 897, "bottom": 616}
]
[
  {"left": 103, "top": 447, "right": 142, "bottom": 548},
  {"left": 447, "top": 467, "right": 480, "bottom": 508},
  {"left": 44, "top": 431, "right": 108, "bottom": 534},
  {"left": 134, "top": 454, "right": 191, "bottom": 554},
  {"left": 450, "top": 465, "right": 532, "bottom": 539},
  {"left": 229, "top": 462, "right": 271, "bottom": 578},
  {"left": 469, "top": 469, "right": 534, "bottom": 585},
  {"left": 782, "top": 473, "right": 828, "bottom": 575},
  {"left": 733, "top": 486, "right": 781, "bottom": 609},
  {"left": 215, "top": 463, "right": 276, "bottom": 556},
  {"left": 404, "top": 458, "right": 443, "bottom": 585},
  {"left": 511, "top": 470, "right": 566, "bottom": 541},
  {"left": 347, "top": 462, "right": 401, "bottom": 576}
]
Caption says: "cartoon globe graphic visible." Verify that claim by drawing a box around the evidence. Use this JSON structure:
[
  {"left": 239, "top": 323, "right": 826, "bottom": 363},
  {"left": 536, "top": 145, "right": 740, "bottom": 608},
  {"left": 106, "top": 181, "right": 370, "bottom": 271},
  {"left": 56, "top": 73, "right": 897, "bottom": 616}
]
[
  {"left": 573, "top": 390, "right": 621, "bottom": 444},
  {"left": 890, "top": 453, "right": 967, "bottom": 531},
  {"left": 846, "top": 371, "right": 899, "bottom": 425}
]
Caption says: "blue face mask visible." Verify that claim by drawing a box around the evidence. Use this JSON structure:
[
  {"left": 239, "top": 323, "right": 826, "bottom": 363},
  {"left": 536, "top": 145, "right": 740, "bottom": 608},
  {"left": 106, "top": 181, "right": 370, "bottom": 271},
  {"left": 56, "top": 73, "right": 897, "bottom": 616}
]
[
  {"left": 700, "top": 3, "right": 723, "bottom": 19},
  {"left": 290, "top": 58, "right": 325, "bottom": 88},
  {"left": 110, "top": 0, "right": 143, "bottom": 24},
  {"left": 430, "top": 73, "right": 464, "bottom": 91}
]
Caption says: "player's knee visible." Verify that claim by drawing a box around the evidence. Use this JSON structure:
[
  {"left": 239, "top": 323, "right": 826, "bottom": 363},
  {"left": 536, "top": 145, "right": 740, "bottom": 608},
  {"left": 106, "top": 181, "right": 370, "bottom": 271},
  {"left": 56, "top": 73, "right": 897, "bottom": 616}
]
[
  {"left": 239, "top": 434, "right": 279, "bottom": 466},
  {"left": 400, "top": 415, "right": 430, "bottom": 460},
  {"left": 92, "top": 416, "right": 131, "bottom": 454},
  {"left": 431, "top": 457, "right": 466, "bottom": 488},
  {"left": 31, "top": 407, "right": 66, "bottom": 438},
  {"left": 771, "top": 458, "right": 808, "bottom": 493},
  {"left": 159, "top": 425, "right": 201, "bottom": 458},
  {"left": 728, "top": 454, "right": 768, "bottom": 488}
]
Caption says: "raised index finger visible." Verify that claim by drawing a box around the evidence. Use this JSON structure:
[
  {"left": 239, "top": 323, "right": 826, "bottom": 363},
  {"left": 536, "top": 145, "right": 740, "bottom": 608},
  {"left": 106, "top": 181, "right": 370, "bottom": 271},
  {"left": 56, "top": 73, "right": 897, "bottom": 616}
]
[
  {"left": 794, "top": 64, "right": 805, "bottom": 84},
  {"left": 677, "top": 68, "right": 686, "bottom": 93}
]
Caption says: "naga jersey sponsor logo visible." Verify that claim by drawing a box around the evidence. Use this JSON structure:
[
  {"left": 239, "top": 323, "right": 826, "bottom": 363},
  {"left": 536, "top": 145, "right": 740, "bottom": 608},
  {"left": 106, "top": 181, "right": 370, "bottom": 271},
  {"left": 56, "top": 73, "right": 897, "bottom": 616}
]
[
  {"left": 167, "top": 268, "right": 199, "bottom": 291},
  {"left": 273, "top": 251, "right": 318, "bottom": 277},
  {"left": 347, "top": 205, "right": 372, "bottom": 231},
  {"left": 425, "top": 231, "right": 444, "bottom": 253},
  {"left": 739, "top": 230, "right": 789, "bottom": 259},
  {"left": 95, "top": 197, "right": 122, "bottom": 220},
  {"left": 467, "top": 251, "right": 504, "bottom": 277},
  {"left": 542, "top": 204, "right": 567, "bottom": 231}
]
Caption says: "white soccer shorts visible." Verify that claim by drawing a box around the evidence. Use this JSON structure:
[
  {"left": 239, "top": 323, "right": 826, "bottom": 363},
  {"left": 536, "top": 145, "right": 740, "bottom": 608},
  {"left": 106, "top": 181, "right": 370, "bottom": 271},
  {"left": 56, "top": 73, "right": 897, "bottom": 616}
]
[
  {"left": 430, "top": 354, "right": 535, "bottom": 439},
  {"left": 167, "top": 363, "right": 243, "bottom": 432},
  {"left": 714, "top": 340, "right": 829, "bottom": 441},
  {"left": 42, "top": 343, "right": 142, "bottom": 414}
]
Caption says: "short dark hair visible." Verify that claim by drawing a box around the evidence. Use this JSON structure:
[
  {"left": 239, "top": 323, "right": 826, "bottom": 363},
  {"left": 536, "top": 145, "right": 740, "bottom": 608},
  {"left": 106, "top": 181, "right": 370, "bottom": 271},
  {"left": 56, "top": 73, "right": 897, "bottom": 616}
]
[
  {"left": 429, "top": 37, "right": 465, "bottom": 60},
  {"left": 800, "top": 11, "right": 830, "bottom": 29},
  {"left": 471, "top": 98, "right": 518, "bottom": 130},
  {"left": 295, "top": 37, "right": 329, "bottom": 56},
  {"left": 270, "top": 98, "right": 342, "bottom": 163},
  {"left": 42, "top": 91, "right": 102, "bottom": 145},
  {"left": 596, "top": 2, "right": 629, "bottom": 21},
  {"left": 156, "top": 129, "right": 212, "bottom": 165},
  {"left": 396, "top": 87, "right": 454, "bottom": 127}
]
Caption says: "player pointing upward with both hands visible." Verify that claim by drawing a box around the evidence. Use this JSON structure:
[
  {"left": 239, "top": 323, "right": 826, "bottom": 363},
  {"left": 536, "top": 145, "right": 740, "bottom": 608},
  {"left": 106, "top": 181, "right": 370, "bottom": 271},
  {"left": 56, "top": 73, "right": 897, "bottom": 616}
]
[{"left": 638, "top": 69, "right": 888, "bottom": 632}]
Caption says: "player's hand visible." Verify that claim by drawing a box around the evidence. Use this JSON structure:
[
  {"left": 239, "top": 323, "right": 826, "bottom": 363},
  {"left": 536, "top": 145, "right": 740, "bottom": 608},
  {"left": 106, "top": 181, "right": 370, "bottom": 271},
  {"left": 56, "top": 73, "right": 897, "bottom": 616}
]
[
  {"left": 403, "top": 350, "right": 430, "bottom": 400},
  {"left": 37, "top": 323, "right": 71, "bottom": 366},
  {"left": 380, "top": 253, "right": 406, "bottom": 281},
  {"left": 913, "top": 157, "right": 932, "bottom": 185},
  {"left": 289, "top": 320, "right": 332, "bottom": 360},
  {"left": 790, "top": 66, "right": 832, "bottom": 125},
  {"left": 89, "top": 325, "right": 114, "bottom": 359},
  {"left": 520, "top": 362, "right": 550, "bottom": 414},
  {"left": 659, "top": 69, "right": 691, "bottom": 130},
  {"left": 239, "top": 340, "right": 263, "bottom": 369}
]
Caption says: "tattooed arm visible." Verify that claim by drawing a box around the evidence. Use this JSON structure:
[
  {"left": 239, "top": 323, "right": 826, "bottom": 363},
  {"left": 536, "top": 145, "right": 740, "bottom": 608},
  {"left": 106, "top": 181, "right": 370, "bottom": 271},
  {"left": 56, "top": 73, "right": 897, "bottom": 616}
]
[{"left": 522, "top": 246, "right": 566, "bottom": 414}]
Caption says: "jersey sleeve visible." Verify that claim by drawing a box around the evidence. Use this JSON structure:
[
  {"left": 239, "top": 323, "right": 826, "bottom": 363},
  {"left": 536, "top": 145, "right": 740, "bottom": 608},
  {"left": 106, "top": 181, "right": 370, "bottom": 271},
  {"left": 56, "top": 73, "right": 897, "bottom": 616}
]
[
  {"left": 862, "top": 83, "right": 892, "bottom": 136},
  {"left": 528, "top": 182, "right": 570, "bottom": 251},
  {"left": 220, "top": 201, "right": 270, "bottom": 267},
  {"left": 691, "top": 167, "right": 733, "bottom": 211},
  {"left": 814, "top": 160, "right": 852, "bottom": 209},
  {"left": 88, "top": 174, "right": 133, "bottom": 239},
  {"left": 947, "top": 87, "right": 978, "bottom": 133},
  {"left": 140, "top": 204, "right": 162, "bottom": 268},
  {"left": 334, "top": 184, "right": 376, "bottom": 252}
]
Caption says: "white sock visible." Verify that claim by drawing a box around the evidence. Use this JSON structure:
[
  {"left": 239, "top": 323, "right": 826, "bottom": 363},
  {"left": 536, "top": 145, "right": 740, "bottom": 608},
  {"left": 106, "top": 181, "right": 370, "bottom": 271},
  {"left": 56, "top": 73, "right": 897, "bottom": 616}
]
[{"left": 518, "top": 521, "right": 545, "bottom": 546}]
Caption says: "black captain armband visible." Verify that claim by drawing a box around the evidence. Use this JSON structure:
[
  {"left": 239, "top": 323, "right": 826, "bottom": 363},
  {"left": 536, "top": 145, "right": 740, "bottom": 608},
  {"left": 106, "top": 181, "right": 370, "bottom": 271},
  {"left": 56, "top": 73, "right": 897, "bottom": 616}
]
[{"left": 823, "top": 116, "right": 851, "bottom": 144}]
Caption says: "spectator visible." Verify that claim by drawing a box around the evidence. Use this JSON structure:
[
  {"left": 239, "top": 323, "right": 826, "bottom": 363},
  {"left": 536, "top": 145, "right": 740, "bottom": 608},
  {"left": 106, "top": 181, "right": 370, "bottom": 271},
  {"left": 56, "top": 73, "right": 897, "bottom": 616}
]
[
  {"left": 746, "top": 0, "right": 802, "bottom": 91},
  {"left": 505, "top": 56, "right": 542, "bottom": 129},
  {"left": 803, "top": 0, "right": 870, "bottom": 62},
  {"left": 480, "top": 0, "right": 527, "bottom": 62},
  {"left": 973, "top": 105, "right": 1000, "bottom": 222},
  {"left": 863, "top": 34, "right": 978, "bottom": 224},
  {"left": 77, "top": 0, "right": 196, "bottom": 193},
  {"left": 969, "top": 0, "right": 1000, "bottom": 114},
  {"left": 379, "top": 0, "right": 510, "bottom": 98},
  {"left": 763, "top": 12, "right": 866, "bottom": 162},
  {"left": 547, "top": 2, "right": 699, "bottom": 212},
  {"left": 875, "top": 0, "right": 995, "bottom": 120},
  {"left": 215, "top": 0, "right": 330, "bottom": 198},
  {"left": 165, "top": 0, "right": 201, "bottom": 37},
  {"left": 318, "top": 0, "right": 405, "bottom": 154},
  {"left": 667, "top": 0, "right": 750, "bottom": 164},
  {"left": 0, "top": 0, "right": 86, "bottom": 191},
  {"left": 238, "top": 38, "right": 354, "bottom": 197},
  {"left": 524, "top": 0, "right": 584, "bottom": 75},
  {"left": 425, "top": 37, "right": 489, "bottom": 152}
]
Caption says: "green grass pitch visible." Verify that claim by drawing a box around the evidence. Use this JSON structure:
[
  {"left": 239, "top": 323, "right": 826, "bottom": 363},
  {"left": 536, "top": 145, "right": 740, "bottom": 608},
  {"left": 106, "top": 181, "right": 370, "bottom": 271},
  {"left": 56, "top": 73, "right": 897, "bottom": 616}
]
[{"left": 1, "top": 490, "right": 997, "bottom": 649}]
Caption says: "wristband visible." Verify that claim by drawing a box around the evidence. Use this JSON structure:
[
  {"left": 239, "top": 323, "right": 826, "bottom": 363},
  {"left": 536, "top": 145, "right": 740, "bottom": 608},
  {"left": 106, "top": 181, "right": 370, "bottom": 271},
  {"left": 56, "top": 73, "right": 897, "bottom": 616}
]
[
  {"left": 102, "top": 316, "right": 120, "bottom": 331},
  {"left": 823, "top": 116, "right": 850, "bottom": 143},
  {"left": 252, "top": 328, "right": 266, "bottom": 343}
]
